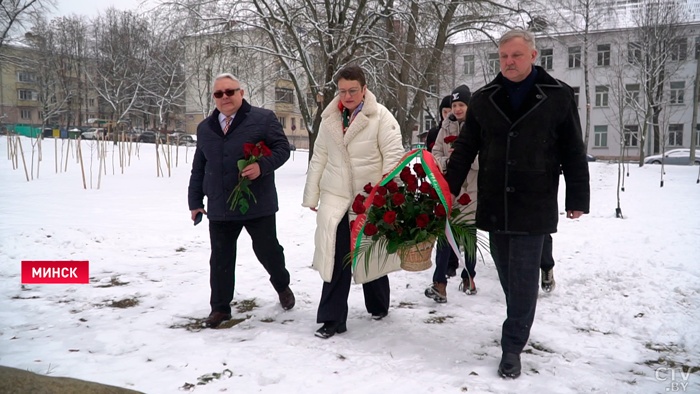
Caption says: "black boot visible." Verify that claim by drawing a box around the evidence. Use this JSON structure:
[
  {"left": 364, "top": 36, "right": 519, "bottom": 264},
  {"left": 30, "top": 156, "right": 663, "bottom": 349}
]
[
  {"left": 315, "top": 321, "right": 347, "bottom": 339},
  {"left": 498, "top": 352, "right": 521, "bottom": 379}
]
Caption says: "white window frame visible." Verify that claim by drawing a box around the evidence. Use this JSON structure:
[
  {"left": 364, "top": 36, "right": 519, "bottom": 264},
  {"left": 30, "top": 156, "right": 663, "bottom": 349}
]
[
  {"left": 595, "top": 86, "right": 609, "bottom": 107},
  {"left": 594, "top": 125, "right": 608, "bottom": 147},
  {"left": 463, "top": 55, "right": 475, "bottom": 75},
  {"left": 668, "top": 124, "right": 683, "bottom": 146}
]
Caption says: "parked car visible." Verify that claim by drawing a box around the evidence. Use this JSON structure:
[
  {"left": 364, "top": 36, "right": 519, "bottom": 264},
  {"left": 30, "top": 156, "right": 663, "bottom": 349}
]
[
  {"left": 586, "top": 153, "right": 596, "bottom": 162},
  {"left": 644, "top": 149, "right": 700, "bottom": 165},
  {"left": 138, "top": 130, "right": 166, "bottom": 144},
  {"left": 81, "top": 128, "right": 106, "bottom": 140},
  {"left": 168, "top": 132, "right": 195, "bottom": 146}
]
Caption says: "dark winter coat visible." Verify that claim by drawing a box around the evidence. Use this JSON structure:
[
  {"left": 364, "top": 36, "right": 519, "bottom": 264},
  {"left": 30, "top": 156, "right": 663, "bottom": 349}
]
[
  {"left": 445, "top": 66, "right": 590, "bottom": 234},
  {"left": 188, "top": 100, "right": 290, "bottom": 221}
]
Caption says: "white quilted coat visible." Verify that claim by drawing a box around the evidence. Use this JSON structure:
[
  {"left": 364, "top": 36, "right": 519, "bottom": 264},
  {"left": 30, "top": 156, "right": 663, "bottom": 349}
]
[{"left": 302, "top": 90, "right": 405, "bottom": 284}]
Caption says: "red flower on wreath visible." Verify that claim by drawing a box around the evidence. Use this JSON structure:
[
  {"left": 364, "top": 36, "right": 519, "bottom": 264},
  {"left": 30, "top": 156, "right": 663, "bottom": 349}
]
[
  {"left": 352, "top": 199, "right": 366, "bottom": 214},
  {"left": 377, "top": 186, "right": 388, "bottom": 196},
  {"left": 386, "top": 180, "right": 399, "bottom": 193},
  {"left": 457, "top": 193, "right": 472, "bottom": 206},
  {"left": 392, "top": 193, "right": 405, "bottom": 206},
  {"left": 364, "top": 223, "right": 378, "bottom": 236},
  {"left": 435, "top": 204, "right": 446, "bottom": 217},
  {"left": 419, "top": 182, "right": 432, "bottom": 194},
  {"left": 416, "top": 214, "right": 429, "bottom": 228},
  {"left": 383, "top": 211, "right": 397, "bottom": 224},
  {"left": 413, "top": 163, "right": 427, "bottom": 178},
  {"left": 372, "top": 195, "right": 386, "bottom": 208},
  {"left": 364, "top": 182, "right": 373, "bottom": 194}
]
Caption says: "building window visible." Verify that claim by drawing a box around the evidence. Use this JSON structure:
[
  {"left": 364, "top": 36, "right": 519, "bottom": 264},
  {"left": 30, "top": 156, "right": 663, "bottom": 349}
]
[
  {"left": 428, "top": 84, "right": 437, "bottom": 95},
  {"left": 595, "top": 86, "right": 609, "bottom": 107},
  {"left": 463, "top": 55, "right": 475, "bottom": 75},
  {"left": 540, "top": 48, "right": 553, "bottom": 70},
  {"left": 572, "top": 87, "right": 580, "bottom": 107},
  {"left": 594, "top": 125, "right": 608, "bottom": 147},
  {"left": 624, "top": 125, "right": 638, "bottom": 147},
  {"left": 424, "top": 115, "right": 436, "bottom": 131},
  {"left": 291, "top": 117, "right": 296, "bottom": 130},
  {"left": 597, "top": 44, "right": 610, "bottom": 66},
  {"left": 21, "top": 109, "right": 31, "bottom": 119},
  {"left": 275, "top": 87, "right": 294, "bottom": 104},
  {"left": 670, "top": 81, "right": 685, "bottom": 104},
  {"left": 668, "top": 124, "right": 683, "bottom": 146},
  {"left": 488, "top": 53, "right": 500, "bottom": 74},
  {"left": 17, "top": 71, "right": 35, "bottom": 83},
  {"left": 670, "top": 38, "right": 687, "bottom": 61},
  {"left": 18, "top": 89, "right": 36, "bottom": 101},
  {"left": 89, "top": 98, "right": 95, "bottom": 107},
  {"left": 568, "top": 46, "right": 581, "bottom": 68},
  {"left": 625, "top": 84, "right": 640, "bottom": 105},
  {"left": 277, "top": 116, "right": 286, "bottom": 128},
  {"left": 628, "top": 42, "right": 642, "bottom": 64}
]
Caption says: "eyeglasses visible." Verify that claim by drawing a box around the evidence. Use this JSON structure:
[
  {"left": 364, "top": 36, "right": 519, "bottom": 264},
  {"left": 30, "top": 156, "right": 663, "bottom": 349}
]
[
  {"left": 213, "top": 88, "right": 241, "bottom": 98},
  {"left": 338, "top": 88, "right": 361, "bottom": 97}
]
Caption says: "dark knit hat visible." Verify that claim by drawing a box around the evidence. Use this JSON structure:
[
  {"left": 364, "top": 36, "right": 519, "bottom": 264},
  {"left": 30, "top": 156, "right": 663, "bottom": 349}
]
[
  {"left": 438, "top": 95, "right": 451, "bottom": 121},
  {"left": 451, "top": 85, "right": 471, "bottom": 105}
]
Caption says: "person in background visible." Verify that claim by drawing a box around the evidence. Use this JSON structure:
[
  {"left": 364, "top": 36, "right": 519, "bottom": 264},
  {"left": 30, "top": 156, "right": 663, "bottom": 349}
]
[
  {"left": 188, "top": 73, "right": 295, "bottom": 329},
  {"left": 445, "top": 29, "right": 589, "bottom": 378},
  {"left": 425, "top": 85, "right": 479, "bottom": 303},
  {"left": 302, "top": 65, "right": 405, "bottom": 339}
]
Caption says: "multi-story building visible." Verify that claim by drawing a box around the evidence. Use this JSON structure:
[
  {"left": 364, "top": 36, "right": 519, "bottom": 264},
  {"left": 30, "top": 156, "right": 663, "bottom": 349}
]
[
  {"left": 183, "top": 26, "right": 311, "bottom": 148},
  {"left": 422, "top": 22, "right": 700, "bottom": 160}
]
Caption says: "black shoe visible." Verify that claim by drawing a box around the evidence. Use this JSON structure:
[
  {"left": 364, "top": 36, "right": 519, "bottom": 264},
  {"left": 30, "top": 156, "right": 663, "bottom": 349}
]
[
  {"left": 315, "top": 321, "right": 347, "bottom": 339},
  {"left": 541, "top": 268, "right": 556, "bottom": 293},
  {"left": 278, "top": 287, "right": 295, "bottom": 310},
  {"left": 371, "top": 312, "right": 388, "bottom": 320},
  {"left": 203, "top": 312, "right": 232, "bottom": 328},
  {"left": 498, "top": 352, "right": 521, "bottom": 379}
]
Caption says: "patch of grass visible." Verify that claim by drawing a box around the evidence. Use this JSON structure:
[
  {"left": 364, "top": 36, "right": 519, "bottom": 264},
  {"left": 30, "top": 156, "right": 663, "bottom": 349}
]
[
  {"left": 629, "top": 369, "right": 646, "bottom": 376},
  {"left": 109, "top": 298, "right": 139, "bottom": 308},
  {"left": 170, "top": 318, "right": 207, "bottom": 332},
  {"left": 397, "top": 302, "right": 415, "bottom": 309},
  {"left": 643, "top": 358, "right": 700, "bottom": 374},
  {"left": 96, "top": 276, "right": 129, "bottom": 288},
  {"left": 196, "top": 369, "right": 233, "bottom": 385},
  {"left": 11, "top": 295, "right": 39, "bottom": 300},
  {"left": 530, "top": 368, "right": 540, "bottom": 374},
  {"left": 234, "top": 299, "right": 258, "bottom": 313},
  {"left": 645, "top": 342, "right": 678, "bottom": 353},
  {"left": 175, "top": 247, "right": 186, "bottom": 252},
  {"left": 425, "top": 315, "right": 452, "bottom": 324},
  {"left": 281, "top": 319, "right": 294, "bottom": 324},
  {"left": 461, "top": 387, "right": 469, "bottom": 392},
  {"left": 180, "top": 382, "right": 195, "bottom": 391},
  {"left": 469, "top": 371, "right": 478, "bottom": 376},
  {"left": 260, "top": 318, "right": 275, "bottom": 323},
  {"left": 575, "top": 327, "right": 613, "bottom": 335},
  {"left": 217, "top": 317, "right": 249, "bottom": 329},
  {"left": 337, "top": 354, "right": 346, "bottom": 361}
]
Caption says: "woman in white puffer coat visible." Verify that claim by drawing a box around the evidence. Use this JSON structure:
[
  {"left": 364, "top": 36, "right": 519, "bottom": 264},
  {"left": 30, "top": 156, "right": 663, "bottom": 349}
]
[
  {"left": 302, "top": 66, "right": 405, "bottom": 339},
  {"left": 425, "top": 84, "right": 480, "bottom": 304}
]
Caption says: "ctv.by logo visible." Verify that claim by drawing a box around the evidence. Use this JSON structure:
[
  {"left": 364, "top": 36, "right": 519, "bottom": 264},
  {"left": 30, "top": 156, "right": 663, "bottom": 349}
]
[{"left": 655, "top": 367, "right": 691, "bottom": 392}]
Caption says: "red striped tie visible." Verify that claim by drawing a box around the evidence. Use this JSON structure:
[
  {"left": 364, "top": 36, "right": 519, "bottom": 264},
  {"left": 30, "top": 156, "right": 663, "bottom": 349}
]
[{"left": 223, "top": 116, "right": 232, "bottom": 135}]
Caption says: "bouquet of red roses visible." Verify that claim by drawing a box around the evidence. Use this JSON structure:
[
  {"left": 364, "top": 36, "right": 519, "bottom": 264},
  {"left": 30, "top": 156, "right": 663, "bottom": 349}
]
[
  {"left": 444, "top": 135, "right": 458, "bottom": 147},
  {"left": 227, "top": 141, "right": 271, "bottom": 214}
]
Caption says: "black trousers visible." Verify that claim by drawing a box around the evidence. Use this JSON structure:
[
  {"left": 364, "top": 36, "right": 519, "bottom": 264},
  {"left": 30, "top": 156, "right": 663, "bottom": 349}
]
[
  {"left": 317, "top": 213, "right": 390, "bottom": 324},
  {"left": 540, "top": 234, "right": 555, "bottom": 271},
  {"left": 489, "top": 233, "right": 544, "bottom": 354},
  {"left": 208, "top": 214, "right": 290, "bottom": 314}
]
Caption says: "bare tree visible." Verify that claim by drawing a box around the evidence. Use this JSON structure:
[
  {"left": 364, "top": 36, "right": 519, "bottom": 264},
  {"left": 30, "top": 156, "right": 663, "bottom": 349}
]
[
  {"left": 627, "top": 0, "right": 689, "bottom": 166},
  {"left": 0, "top": 0, "right": 53, "bottom": 51}
]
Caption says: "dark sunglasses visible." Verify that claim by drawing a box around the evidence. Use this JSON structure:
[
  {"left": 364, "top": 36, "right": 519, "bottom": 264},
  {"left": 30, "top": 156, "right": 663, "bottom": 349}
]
[{"left": 213, "top": 88, "right": 241, "bottom": 98}]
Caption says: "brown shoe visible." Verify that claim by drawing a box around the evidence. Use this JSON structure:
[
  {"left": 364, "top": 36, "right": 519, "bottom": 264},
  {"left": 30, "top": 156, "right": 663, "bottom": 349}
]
[
  {"left": 203, "top": 311, "right": 232, "bottom": 328},
  {"left": 278, "top": 287, "right": 295, "bottom": 310},
  {"left": 424, "top": 282, "right": 447, "bottom": 303}
]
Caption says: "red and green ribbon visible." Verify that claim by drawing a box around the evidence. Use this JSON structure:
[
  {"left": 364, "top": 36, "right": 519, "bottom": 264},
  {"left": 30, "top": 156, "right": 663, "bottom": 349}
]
[{"left": 350, "top": 149, "right": 461, "bottom": 270}]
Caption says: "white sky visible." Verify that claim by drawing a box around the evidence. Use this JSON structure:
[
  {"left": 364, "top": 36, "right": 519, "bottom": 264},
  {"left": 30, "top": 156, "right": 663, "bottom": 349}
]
[{"left": 52, "top": 0, "right": 154, "bottom": 18}]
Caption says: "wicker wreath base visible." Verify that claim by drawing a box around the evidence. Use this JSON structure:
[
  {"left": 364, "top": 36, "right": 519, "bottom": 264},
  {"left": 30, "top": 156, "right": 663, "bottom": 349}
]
[{"left": 398, "top": 239, "right": 435, "bottom": 272}]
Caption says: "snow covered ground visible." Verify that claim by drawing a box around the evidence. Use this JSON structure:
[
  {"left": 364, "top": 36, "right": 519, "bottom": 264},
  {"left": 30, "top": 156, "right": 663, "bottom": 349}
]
[{"left": 1, "top": 136, "right": 699, "bottom": 394}]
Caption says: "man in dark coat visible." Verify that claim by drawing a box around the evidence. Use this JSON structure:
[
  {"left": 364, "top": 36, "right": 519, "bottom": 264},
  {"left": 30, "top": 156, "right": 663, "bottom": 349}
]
[
  {"left": 445, "top": 29, "right": 590, "bottom": 378},
  {"left": 188, "top": 73, "right": 295, "bottom": 328}
]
